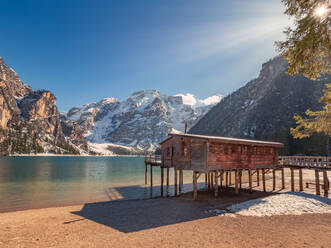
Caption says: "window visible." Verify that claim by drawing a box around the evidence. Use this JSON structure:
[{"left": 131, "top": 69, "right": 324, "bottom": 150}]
[
  {"left": 182, "top": 142, "right": 188, "bottom": 156},
  {"left": 253, "top": 147, "right": 257, "bottom": 154},
  {"left": 231, "top": 146, "right": 235, "bottom": 154},
  {"left": 209, "top": 144, "right": 214, "bottom": 153},
  {"left": 244, "top": 146, "right": 247, "bottom": 154},
  {"left": 238, "top": 146, "right": 242, "bottom": 154},
  {"left": 220, "top": 145, "right": 224, "bottom": 153}
]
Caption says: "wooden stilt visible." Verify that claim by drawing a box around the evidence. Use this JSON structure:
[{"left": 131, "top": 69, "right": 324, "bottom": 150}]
[
  {"left": 150, "top": 164, "right": 153, "bottom": 197},
  {"left": 211, "top": 172, "right": 214, "bottom": 192},
  {"left": 229, "top": 170, "right": 232, "bottom": 185},
  {"left": 215, "top": 171, "right": 219, "bottom": 197},
  {"left": 248, "top": 169, "right": 252, "bottom": 193},
  {"left": 315, "top": 170, "right": 320, "bottom": 196},
  {"left": 179, "top": 169, "right": 182, "bottom": 193},
  {"left": 272, "top": 169, "right": 276, "bottom": 191},
  {"left": 281, "top": 167, "right": 285, "bottom": 189},
  {"left": 299, "top": 168, "right": 303, "bottom": 191},
  {"left": 174, "top": 168, "right": 178, "bottom": 196},
  {"left": 226, "top": 171, "right": 229, "bottom": 188},
  {"left": 323, "top": 171, "right": 329, "bottom": 197},
  {"left": 290, "top": 168, "right": 294, "bottom": 192},
  {"left": 193, "top": 171, "right": 198, "bottom": 200},
  {"left": 166, "top": 167, "right": 169, "bottom": 187},
  {"left": 257, "top": 169, "right": 260, "bottom": 186},
  {"left": 235, "top": 169, "right": 239, "bottom": 195},
  {"left": 145, "top": 163, "right": 148, "bottom": 185},
  {"left": 161, "top": 167, "right": 164, "bottom": 197},
  {"left": 205, "top": 173, "right": 207, "bottom": 185},
  {"left": 262, "top": 168, "right": 266, "bottom": 192},
  {"left": 220, "top": 170, "right": 223, "bottom": 188},
  {"left": 239, "top": 170, "right": 242, "bottom": 189}
]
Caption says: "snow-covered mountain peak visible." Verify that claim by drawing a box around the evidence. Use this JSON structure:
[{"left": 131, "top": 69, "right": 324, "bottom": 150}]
[{"left": 65, "top": 90, "right": 222, "bottom": 154}]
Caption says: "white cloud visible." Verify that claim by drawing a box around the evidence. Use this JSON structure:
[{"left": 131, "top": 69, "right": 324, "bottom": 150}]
[
  {"left": 199, "top": 95, "right": 222, "bottom": 106},
  {"left": 175, "top": 93, "right": 197, "bottom": 106}
]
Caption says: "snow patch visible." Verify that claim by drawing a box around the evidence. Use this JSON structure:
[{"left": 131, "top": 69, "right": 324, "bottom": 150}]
[{"left": 209, "top": 192, "right": 331, "bottom": 217}]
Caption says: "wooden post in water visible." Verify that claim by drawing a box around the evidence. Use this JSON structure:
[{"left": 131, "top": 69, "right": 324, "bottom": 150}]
[
  {"left": 229, "top": 170, "right": 232, "bottom": 185},
  {"left": 215, "top": 171, "right": 219, "bottom": 197},
  {"left": 290, "top": 168, "right": 294, "bottom": 192},
  {"left": 174, "top": 168, "right": 178, "bottom": 196},
  {"left": 248, "top": 169, "right": 252, "bottom": 193},
  {"left": 299, "top": 168, "right": 303, "bottom": 191},
  {"left": 235, "top": 169, "right": 239, "bottom": 195},
  {"left": 220, "top": 170, "right": 223, "bottom": 188},
  {"left": 179, "top": 169, "right": 182, "bottom": 193},
  {"left": 272, "top": 169, "right": 276, "bottom": 191},
  {"left": 281, "top": 167, "right": 285, "bottom": 189},
  {"left": 262, "top": 168, "right": 266, "bottom": 192},
  {"left": 145, "top": 163, "right": 148, "bottom": 185},
  {"left": 207, "top": 172, "right": 210, "bottom": 191},
  {"left": 150, "top": 164, "right": 153, "bottom": 197},
  {"left": 257, "top": 169, "right": 260, "bottom": 186},
  {"left": 193, "top": 171, "right": 198, "bottom": 200},
  {"left": 161, "top": 167, "right": 164, "bottom": 197},
  {"left": 205, "top": 173, "right": 207, "bottom": 185},
  {"left": 166, "top": 167, "right": 169, "bottom": 187},
  {"left": 323, "top": 171, "right": 329, "bottom": 197},
  {"left": 315, "top": 170, "right": 320, "bottom": 196},
  {"left": 225, "top": 171, "right": 229, "bottom": 189}
]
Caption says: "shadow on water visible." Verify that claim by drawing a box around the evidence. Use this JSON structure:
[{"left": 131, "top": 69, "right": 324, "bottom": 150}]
[{"left": 71, "top": 183, "right": 276, "bottom": 233}]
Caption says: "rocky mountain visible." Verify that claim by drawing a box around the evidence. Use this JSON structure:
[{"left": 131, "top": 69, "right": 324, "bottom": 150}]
[
  {"left": 190, "top": 56, "right": 330, "bottom": 155},
  {"left": 64, "top": 90, "right": 222, "bottom": 155},
  {"left": 0, "top": 57, "right": 88, "bottom": 155}
]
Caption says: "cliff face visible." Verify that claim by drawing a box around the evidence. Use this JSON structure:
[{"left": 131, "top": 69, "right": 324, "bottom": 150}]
[
  {"left": 190, "top": 56, "right": 330, "bottom": 155},
  {"left": 0, "top": 57, "right": 88, "bottom": 155}
]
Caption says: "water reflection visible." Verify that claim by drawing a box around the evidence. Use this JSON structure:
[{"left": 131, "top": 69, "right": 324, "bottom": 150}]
[{"left": 0, "top": 156, "right": 194, "bottom": 212}]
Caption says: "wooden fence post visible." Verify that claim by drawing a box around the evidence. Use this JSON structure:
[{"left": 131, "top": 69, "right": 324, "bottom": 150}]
[
  {"left": 281, "top": 167, "right": 285, "bottom": 189},
  {"left": 290, "top": 168, "right": 294, "bottom": 192},
  {"left": 315, "top": 170, "right": 320, "bottom": 196},
  {"left": 323, "top": 171, "right": 328, "bottom": 197},
  {"left": 262, "top": 168, "right": 266, "bottom": 192},
  {"left": 299, "top": 168, "right": 303, "bottom": 191}
]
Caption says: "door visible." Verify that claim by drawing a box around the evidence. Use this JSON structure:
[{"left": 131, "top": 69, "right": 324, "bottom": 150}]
[{"left": 190, "top": 142, "right": 206, "bottom": 170}]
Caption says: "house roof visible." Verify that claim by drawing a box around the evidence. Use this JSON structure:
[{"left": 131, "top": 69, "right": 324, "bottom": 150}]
[{"left": 161, "top": 133, "right": 284, "bottom": 148}]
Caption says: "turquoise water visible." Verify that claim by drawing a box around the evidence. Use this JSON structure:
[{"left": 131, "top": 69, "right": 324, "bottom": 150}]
[{"left": 0, "top": 156, "right": 194, "bottom": 212}]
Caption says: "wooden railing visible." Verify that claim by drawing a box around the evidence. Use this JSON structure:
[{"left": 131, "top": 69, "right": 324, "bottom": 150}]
[
  {"left": 145, "top": 155, "right": 162, "bottom": 164},
  {"left": 279, "top": 156, "right": 331, "bottom": 167}
]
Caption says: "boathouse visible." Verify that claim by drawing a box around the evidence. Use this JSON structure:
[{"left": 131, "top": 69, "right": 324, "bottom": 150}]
[{"left": 160, "top": 133, "right": 284, "bottom": 170}]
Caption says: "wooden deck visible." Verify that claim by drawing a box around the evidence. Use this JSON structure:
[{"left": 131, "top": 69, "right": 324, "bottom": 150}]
[{"left": 145, "top": 155, "right": 330, "bottom": 199}]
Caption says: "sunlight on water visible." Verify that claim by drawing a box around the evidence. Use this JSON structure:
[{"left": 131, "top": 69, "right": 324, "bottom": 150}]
[{"left": 0, "top": 156, "right": 195, "bottom": 212}]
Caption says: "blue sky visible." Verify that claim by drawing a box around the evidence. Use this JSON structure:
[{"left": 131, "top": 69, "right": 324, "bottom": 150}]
[{"left": 0, "top": 0, "right": 291, "bottom": 111}]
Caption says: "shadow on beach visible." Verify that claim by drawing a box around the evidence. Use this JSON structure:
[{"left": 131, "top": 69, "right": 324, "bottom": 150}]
[{"left": 70, "top": 183, "right": 274, "bottom": 233}]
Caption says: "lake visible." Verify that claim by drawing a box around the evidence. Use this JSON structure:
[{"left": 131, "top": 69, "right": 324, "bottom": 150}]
[{"left": 0, "top": 156, "right": 196, "bottom": 213}]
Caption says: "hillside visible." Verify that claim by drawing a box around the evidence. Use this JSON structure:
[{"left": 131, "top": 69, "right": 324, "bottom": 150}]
[
  {"left": 0, "top": 57, "right": 88, "bottom": 155},
  {"left": 190, "top": 56, "right": 330, "bottom": 155}
]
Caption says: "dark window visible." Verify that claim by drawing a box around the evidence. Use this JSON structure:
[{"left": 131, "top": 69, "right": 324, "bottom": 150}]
[
  {"left": 209, "top": 144, "right": 214, "bottom": 153},
  {"left": 220, "top": 145, "right": 224, "bottom": 153},
  {"left": 238, "top": 146, "right": 242, "bottom": 154},
  {"left": 253, "top": 147, "right": 257, "bottom": 154},
  {"left": 244, "top": 146, "right": 247, "bottom": 154}
]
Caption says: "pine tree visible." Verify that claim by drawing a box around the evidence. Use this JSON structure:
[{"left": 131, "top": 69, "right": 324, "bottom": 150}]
[{"left": 276, "top": 0, "right": 331, "bottom": 143}]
